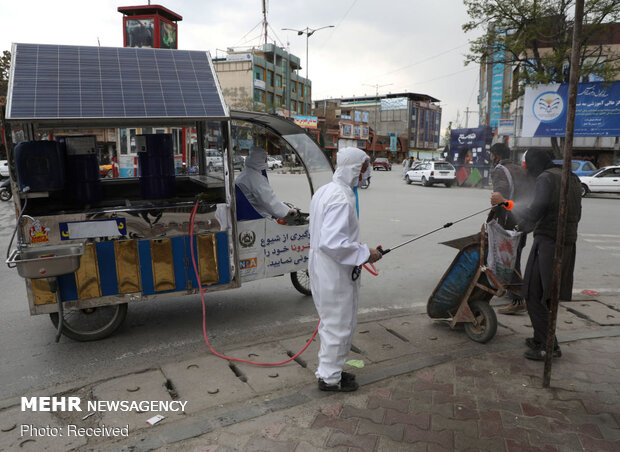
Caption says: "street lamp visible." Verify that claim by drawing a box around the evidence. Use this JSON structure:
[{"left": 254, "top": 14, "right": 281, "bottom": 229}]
[{"left": 282, "top": 25, "right": 334, "bottom": 80}]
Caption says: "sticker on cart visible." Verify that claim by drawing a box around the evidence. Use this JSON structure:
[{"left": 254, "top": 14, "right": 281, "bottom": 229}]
[
  {"left": 59, "top": 218, "right": 127, "bottom": 240},
  {"left": 29, "top": 220, "right": 50, "bottom": 243},
  {"left": 239, "top": 255, "right": 259, "bottom": 277}
]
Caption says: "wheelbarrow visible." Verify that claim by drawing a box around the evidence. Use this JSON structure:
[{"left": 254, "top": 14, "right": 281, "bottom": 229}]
[{"left": 427, "top": 223, "right": 522, "bottom": 343}]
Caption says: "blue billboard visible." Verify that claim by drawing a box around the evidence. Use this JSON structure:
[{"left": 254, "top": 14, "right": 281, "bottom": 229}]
[{"left": 522, "top": 81, "right": 620, "bottom": 137}]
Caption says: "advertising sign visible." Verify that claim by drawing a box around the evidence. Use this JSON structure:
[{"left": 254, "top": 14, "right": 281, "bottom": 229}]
[
  {"left": 448, "top": 127, "right": 492, "bottom": 165},
  {"left": 489, "top": 47, "right": 504, "bottom": 130},
  {"left": 522, "top": 81, "right": 620, "bottom": 137},
  {"left": 497, "top": 119, "right": 514, "bottom": 136},
  {"left": 293, "top": 115, "right": 317, "bottom": 129},
  {"left": 159, "top": 21, "right": 177, "bottom": 49},
  {"left": 126, "top": 19, "right": 154, "bottom": 48}
]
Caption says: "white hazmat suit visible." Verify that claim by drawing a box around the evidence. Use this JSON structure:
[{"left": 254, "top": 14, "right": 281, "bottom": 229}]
[
  {"left": 309, "top": 147, "right": 371, "bottom": 385},
  {"left": 235, "top": 147, "right": 290, "bottom": 219}
]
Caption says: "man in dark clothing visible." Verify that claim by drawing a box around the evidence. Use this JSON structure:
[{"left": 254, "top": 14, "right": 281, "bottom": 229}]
[
  {"left": 488, "top": 143, "right": 531, "bottom": 315},
  {"left": 492, "top": 148, "right": 582, "bottom": 361}
]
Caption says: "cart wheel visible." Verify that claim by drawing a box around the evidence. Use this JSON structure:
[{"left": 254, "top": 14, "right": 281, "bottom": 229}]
[
  {"left": 464, "top": 300, "right": 497, "bottom": 343},
  {"left": 50, "top": 303, "right": 128, "bottom": 342},
  {"left": 290, "top": 270, "right": 312, "bottom": 296}
]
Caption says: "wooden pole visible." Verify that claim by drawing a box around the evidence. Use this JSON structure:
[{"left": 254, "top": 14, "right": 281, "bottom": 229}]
[{"left": 543, "top": 0, "right": 584, "bottom": 388}]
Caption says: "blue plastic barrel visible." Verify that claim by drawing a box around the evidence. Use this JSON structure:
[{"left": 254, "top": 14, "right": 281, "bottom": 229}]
[{"left": 137, "top": 134, "right": 176, "bottom": 199}]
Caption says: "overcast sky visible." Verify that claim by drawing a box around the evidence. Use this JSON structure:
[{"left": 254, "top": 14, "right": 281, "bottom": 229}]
[{"left": 1, "top": 0, "right": 482, "bottom": 133}]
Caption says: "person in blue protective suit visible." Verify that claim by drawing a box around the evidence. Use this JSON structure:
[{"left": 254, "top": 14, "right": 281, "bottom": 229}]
[
  {"left": 234, "top": 146, "right": 297, "bottom": 220},
  {"left": 309, "top": 147, "right": 382, "bottom": 392}
]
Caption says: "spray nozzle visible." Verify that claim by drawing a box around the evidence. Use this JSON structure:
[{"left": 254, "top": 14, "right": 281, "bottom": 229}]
[{"left": 501, "top": 200, "right": 515, "bottom": 211}]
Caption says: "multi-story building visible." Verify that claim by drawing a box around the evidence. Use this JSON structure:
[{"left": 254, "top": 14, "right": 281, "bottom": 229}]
[
  {"left": 313, "top": 92, "right": 442, "bottom": 163},
  {"left": 478, "top": 21, "right": 620, "bottom": 166},
  {"left": 213, "top": 44, "right": 312, "bottom": 118}
]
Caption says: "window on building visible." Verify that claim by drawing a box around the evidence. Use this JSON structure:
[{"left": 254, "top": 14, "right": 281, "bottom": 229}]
[
  {"left": 291, "top": 100, "right": 297, "bottom": 112},
  {"left": 291, "top": 81, "right": 297, "bottom": 94},
  {"left": 299, "top": 84, "right": 304, "bottom": 98},
  {"left": 305, "top": 85, "right": 311, "bottom": 98},
  {"left": 254, "top": 88, "right": 265, "bottom": 103},
  {"left": 254, "top": 66, "right": 265, "bottom": 80},
  {"left": 275, "top": 74, "right": 282, "bottom": 88},
  {"left": 306, "top": 103, "right": 312, "bottom": 115},
  {"left": 267, "top": 92, "right": 274, "bottom": 107},
  {"left": 276, "top": 94, "right": 283, "bottom": 106},
  {"left": 297, "top": 102, "right": 302, "bottom": 114},
  {"left": 267, "top": 70, "right": 274, "bottom": 87}
]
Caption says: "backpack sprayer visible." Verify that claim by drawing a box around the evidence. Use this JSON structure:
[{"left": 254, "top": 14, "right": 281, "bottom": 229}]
[{"left": 352, "top": 201, "right": 514, "bottom": 280}]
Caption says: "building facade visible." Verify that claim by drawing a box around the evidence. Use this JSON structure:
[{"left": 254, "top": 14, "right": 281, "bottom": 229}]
[
  {"left": 214, "top": 44, "right": 312, "bottom": 118},
  {"left": 313, "top": 93, "right": 442, "bottom": 163},
  {"left": 478, "top": 22, "right": 620, "bottom": 167}
]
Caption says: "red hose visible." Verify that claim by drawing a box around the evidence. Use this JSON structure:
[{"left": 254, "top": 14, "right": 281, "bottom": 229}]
[{"left": 189, "top": 201, "right": 319, "bottom": 367}]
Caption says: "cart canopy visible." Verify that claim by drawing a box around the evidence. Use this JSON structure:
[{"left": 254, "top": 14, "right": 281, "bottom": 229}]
[{"left": 231, "top": 110, "right": 334, "bottom": 194}]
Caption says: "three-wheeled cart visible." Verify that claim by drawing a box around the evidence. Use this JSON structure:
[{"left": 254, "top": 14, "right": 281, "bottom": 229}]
[
  {"left": 427, "top": 224, "right": 522, "bottom": 343},
  {"left": 2, "top": 43, "right": 333, "bottom": 341}
]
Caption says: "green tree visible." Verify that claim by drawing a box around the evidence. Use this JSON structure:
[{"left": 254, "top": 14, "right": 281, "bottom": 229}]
[
  {"left": 463, "top": 0, "right": 620, "bottom": 155},
  {"left": 1, "top": 50, "right": 11, "bottom": 105}
]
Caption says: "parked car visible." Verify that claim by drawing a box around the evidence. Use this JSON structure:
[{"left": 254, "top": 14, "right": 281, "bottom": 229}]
[
  {"left": 372, "top": 158, "right": 392, "bottom": 171},
  {"left": 579, "top": 166, "right": 620, "bottom": 197},
  {"left": 0, "top": 160, "right": 9, "bottom": 178},
  {"left": 405, "top": 161, "right": 456, "bottom": 187},
  {"left": 552, "top": 159, "right": 597, "bottom": 177},
  {"left": 232, "top": 155, "right": 245, "bottom": 171},
  {"left": 205, "top": 149, "right": 223, "bottom": 171},
  {"left": 267, "top": 156, "right": 282, "bottom": 169}
]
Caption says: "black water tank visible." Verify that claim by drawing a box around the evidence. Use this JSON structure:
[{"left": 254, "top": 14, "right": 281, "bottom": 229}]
[
  {"left": 137, "top": 134, "right": 176, "bottom": 199},
  {"left": 14, "top": 141, "right": 65, "bottom": 192},
  {"left": 58, "top": 135, "right": 103, "bottom": 204}
]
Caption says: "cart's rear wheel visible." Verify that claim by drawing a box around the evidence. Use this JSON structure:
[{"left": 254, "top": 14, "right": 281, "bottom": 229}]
[
  {"left": 50, "top": 303, "right": 128, "bottom": 342},
  {"left": 291, "top": 270, "right": 312, "bottom": 296},
  {"left": 464, "top": 300, "right": 497, "bottom": 343}
]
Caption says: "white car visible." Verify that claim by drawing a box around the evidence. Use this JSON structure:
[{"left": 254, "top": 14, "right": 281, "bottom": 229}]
[
  {"left": 405, "top": 161, "right": 456, "bottom": 187},
  {"left": 267, "top": 157, "right": 282, "bottom": 169},
  {"left": 205, "top": 149, "right": 223, "bottom": 171},
  {"left": 579, "top": 166, "right": 620, "bottom": 197},
  {"left": 0, "top": 160, "right": 9, "bottom": 178}
]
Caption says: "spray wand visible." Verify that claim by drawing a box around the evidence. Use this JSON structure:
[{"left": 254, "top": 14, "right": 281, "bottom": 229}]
[
  {"left": 376, "top": 201, "right": 514, "bottom": 256},
  {"left": 352, "top": 201, "right": 514, "bottom": 281}
]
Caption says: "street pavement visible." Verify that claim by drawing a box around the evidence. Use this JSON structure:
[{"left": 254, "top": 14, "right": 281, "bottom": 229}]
[
  {"left": 1, "top": 170, "right": 619, "bottom": 451},
  {"left": 1, "top": 293, "right": 618, "bottom": 451}
]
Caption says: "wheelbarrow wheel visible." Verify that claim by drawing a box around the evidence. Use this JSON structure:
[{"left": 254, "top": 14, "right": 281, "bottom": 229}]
[
  {"left": 50, "top": 303, "right": 128, "bottom": 342},
  {"left": 291, "top": 270, "right": 312, "bottom": 296},
  {"left": 464, "top": 300, "right": 497, "bottom": 343}
]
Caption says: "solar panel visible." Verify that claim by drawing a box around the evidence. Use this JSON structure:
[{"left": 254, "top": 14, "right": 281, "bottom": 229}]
[{"left": 6, "top": 43, "right": 229, "bottom": 124}]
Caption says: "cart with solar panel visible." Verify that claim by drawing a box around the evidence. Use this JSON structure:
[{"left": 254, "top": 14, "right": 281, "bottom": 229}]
[{"left": 2, "top": 43, "right": 332, "bottom": 341}]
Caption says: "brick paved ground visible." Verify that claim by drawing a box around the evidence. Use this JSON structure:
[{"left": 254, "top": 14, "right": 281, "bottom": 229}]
[{"left": 167, "top": 337, "right": 619, "bottom": 451}]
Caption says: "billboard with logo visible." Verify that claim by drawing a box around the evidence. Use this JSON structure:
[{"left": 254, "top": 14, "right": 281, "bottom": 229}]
[{"left": 522, "top": 81, "right": 620, "bottom": 137}]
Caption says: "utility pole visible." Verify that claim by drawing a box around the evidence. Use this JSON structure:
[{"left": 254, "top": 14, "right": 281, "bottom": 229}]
[
  {"left": 363, "top": 83, "right": 393, "bottom": 159},
  {"left": 464, "top": 107, "right": 478, "bottom": 128},
  {"left": 262, "top": 0, "right": 268, "bottom": 45}
]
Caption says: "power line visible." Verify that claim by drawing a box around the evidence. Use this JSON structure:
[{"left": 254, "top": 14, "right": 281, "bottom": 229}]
[
  {"left": 414, "top": 67, "right": 477, "bottom": 86},
  {"left": 317, "top": 0, "right": 359, "bottom": 50},
  {"left": 380, "top": 43, "right": 469, "bottom": 77}
]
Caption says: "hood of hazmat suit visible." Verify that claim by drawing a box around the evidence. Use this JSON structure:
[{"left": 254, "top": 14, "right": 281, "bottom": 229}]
[
  {"left": 308, "top": 147, "right": 371, "bottom": 384},
  {"left": 234, "top": 146, "right": 290, "bottom": 219}
]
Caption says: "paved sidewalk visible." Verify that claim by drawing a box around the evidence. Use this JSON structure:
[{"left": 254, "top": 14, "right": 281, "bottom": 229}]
[{"left": 1, "top": 295, "right": 619, "bottom": 451}]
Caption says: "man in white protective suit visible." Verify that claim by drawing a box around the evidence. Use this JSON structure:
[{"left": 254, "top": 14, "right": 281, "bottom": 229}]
[
  {"left": 235, "top": 146, "right": 297, "bottom": 220},
  {"left": 309, "top": 147, "right": 382, "bottom": 392}
]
